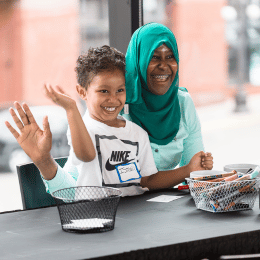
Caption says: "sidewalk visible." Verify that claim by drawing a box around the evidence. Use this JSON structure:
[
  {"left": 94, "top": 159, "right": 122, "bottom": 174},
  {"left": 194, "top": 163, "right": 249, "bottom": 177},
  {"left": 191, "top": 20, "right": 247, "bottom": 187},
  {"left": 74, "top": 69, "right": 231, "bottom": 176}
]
[
  {"left": 0, "top": 93, "right": 259, "bottom": 212},
  {"left": 197, "top": 93, "right": 260, "bottom": 171}
]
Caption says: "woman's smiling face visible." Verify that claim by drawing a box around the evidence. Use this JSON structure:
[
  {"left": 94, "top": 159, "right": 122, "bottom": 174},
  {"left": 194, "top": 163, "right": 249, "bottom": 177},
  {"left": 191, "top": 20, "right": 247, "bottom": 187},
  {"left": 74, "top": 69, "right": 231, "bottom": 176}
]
[{"left": 146, "top": 44, "right": 178, "bottom": 95}]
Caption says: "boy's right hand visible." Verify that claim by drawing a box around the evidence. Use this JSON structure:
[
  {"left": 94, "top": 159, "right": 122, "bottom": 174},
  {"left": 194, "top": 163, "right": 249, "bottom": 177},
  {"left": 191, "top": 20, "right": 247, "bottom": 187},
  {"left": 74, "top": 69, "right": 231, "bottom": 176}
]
[
  {"left": 188, "top": 151, "right": 213, "bottom": 173},
  {"left": 44, "top": 84, "right": 76, "bottom": 111}
]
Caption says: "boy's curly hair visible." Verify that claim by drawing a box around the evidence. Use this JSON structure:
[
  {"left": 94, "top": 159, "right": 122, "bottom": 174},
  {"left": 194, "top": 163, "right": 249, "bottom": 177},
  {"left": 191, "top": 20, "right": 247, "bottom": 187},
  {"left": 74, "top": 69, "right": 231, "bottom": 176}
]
[{"left": 75, "top": 45, "right": 126, "bottom": 89}]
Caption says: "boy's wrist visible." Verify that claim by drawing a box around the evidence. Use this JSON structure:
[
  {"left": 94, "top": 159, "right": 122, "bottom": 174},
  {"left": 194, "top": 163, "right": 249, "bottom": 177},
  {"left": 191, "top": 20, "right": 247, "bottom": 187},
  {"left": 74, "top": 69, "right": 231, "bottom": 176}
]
[
  {"left": 65, "top": 102, "right": 78, "bottom": 114},
  {"left": 184, "top": 164, "right": 192, "bottom": 177}
]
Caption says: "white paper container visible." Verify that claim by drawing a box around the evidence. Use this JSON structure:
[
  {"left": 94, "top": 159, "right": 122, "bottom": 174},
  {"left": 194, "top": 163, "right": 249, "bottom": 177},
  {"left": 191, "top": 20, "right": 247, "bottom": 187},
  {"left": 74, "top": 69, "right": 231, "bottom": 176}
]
[{"left": 190, "top": 170, "right": 226, "bottom": 179}]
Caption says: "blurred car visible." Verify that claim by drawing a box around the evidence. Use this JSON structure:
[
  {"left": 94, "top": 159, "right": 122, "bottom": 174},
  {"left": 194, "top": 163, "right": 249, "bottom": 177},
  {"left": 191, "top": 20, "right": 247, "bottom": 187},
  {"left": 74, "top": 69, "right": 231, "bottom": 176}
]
[{"left": 0, "top": 105, "right": 70, "bottom": 172}]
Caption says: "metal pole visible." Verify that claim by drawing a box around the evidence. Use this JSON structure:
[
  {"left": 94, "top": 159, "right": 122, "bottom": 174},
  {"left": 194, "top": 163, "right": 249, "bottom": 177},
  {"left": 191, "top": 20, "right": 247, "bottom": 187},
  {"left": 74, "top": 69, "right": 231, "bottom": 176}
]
[
  {"left": 234, "top": 0, "right": 249, "bottom": 112},
  {"left": 108, "top": 0, "right": 132, "bottom": 54}
]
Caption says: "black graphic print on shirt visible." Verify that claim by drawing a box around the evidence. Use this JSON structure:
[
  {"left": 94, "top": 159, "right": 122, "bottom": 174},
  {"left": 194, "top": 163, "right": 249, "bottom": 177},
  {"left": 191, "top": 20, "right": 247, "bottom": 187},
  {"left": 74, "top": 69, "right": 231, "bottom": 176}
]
[{"left": 95, "top": 134, "right": 140, "bottom": 187}]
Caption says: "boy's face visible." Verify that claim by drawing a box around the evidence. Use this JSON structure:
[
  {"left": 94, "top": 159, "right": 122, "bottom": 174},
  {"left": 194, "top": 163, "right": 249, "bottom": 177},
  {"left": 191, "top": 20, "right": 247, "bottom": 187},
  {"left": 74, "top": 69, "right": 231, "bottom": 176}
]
[{"left": 80, "top": 70, "right": 126, "bottom": 127}]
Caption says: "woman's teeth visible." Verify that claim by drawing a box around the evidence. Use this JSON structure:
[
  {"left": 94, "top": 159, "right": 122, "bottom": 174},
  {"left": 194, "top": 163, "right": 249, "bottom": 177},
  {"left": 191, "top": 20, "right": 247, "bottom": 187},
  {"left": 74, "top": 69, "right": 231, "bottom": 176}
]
[
  {"left": 152, "top": 75, "right": 170, "bottom": 79},
  {"left": 104, "top": 107, "right": 116, "bottom": 111}
]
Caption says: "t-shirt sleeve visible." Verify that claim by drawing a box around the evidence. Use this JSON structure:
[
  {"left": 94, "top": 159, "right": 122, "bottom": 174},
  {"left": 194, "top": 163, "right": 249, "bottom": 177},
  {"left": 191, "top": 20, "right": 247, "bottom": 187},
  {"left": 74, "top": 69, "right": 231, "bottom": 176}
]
[
  {"left": 66, "top": 127, "right": 83, "bottom": 165},
  {"left": 179, "top": 93, "right": 204, "bottom": 167},
  {"left": 137, "top": 129, "right": 158, "bottom": 176}
]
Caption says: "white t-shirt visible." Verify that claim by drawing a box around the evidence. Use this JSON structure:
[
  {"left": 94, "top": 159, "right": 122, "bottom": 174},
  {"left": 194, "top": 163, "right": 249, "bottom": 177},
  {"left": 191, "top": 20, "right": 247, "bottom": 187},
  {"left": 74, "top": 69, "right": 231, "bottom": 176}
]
[{"left": 67, "top": 112, "right": 158, "bottom": 196}]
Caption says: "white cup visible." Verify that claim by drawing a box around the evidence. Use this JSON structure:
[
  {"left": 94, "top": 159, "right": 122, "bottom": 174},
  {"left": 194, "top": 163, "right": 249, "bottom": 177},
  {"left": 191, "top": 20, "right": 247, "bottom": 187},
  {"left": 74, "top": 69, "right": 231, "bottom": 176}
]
[
  {"left": 190, "top": 170, "right": 226, "bottom": 178},
  {"left": 223, "top": 164, "right": 258, "bottom": 174}
]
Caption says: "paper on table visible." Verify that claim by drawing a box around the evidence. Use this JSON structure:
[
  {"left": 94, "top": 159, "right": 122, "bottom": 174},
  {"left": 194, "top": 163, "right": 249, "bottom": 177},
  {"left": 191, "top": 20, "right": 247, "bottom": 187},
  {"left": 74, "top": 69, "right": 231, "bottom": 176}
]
[
  {"left": 147, "top": 195, "right": 183, "bottom": 203},
  {"left": 63, "top": 218, "right": 112, "bottom": 230}
]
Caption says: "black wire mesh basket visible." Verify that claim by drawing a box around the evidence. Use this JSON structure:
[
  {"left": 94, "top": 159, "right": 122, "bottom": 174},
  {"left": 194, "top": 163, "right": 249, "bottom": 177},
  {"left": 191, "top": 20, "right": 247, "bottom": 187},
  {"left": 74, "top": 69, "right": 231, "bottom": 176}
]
[{"left": 52, "top": 186, "right": 122, "bottom": 233}]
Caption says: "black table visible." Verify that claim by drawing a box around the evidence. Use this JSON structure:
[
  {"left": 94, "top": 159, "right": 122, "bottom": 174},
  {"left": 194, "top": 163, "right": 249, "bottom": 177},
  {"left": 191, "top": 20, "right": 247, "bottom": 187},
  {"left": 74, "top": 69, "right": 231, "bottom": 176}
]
[{"left": 1, "top": 189, "right": 260, "bottom": 260}]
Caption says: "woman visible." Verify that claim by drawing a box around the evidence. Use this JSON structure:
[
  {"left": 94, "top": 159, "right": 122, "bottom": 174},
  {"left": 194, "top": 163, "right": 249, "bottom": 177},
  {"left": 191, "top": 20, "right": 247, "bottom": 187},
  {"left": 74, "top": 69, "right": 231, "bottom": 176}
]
[
  {"left": 122, "top": 22, "right": 209, "bottom": 171},
  {"left": 5, "top": 23, "right": 213, "bottom": 194}
]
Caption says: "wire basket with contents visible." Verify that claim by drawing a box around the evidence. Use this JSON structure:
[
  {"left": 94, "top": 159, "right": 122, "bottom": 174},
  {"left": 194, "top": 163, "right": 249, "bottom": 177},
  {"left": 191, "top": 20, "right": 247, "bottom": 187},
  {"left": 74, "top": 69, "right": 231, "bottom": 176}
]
[
  {"left": 52, "top": 186, "right": 122, "bottom": 233},
  {"left": 186, "top": 172, "right": 260, "bottom": 213}
]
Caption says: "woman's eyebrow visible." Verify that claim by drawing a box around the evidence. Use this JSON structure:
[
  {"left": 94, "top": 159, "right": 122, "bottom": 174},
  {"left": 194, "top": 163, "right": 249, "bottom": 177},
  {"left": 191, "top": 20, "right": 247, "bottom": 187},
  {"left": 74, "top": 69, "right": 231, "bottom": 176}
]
[{"left": 153, "top": 50, "right": 173, "bottom": 54}]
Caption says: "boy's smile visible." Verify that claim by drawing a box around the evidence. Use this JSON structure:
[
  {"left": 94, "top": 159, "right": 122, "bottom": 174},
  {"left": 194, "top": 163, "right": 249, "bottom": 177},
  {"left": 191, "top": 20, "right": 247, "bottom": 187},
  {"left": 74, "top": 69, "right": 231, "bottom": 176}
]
[{"left": 78, "top": 70, "right": 126, "bottom": 127}]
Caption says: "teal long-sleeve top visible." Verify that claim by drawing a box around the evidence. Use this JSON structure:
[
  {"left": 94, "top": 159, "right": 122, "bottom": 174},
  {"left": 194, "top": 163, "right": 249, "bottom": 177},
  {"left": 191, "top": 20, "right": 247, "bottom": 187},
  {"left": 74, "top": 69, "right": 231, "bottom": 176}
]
[
  {"left": 122, "top": 90, "right": 204, "bottom": 171},
  {"left": 43, "top": 89, "right": 204, "bottom": 194}
]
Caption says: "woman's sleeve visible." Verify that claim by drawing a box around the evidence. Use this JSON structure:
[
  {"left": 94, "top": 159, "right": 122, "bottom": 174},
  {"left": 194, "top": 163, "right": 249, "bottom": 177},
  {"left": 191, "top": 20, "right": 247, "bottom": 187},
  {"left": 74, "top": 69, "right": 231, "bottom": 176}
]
[
  {"left": 179, "top": 93, "right": 204, "bottom": 167},
  {"left": 42, "top": 127, "right": 79, "bottom": 194},
  {"left": 42, "top": 155, "right": 79, "bottom": 194},
  {"left": 42, "top": 165, "right": 77, "bottom": 195}
]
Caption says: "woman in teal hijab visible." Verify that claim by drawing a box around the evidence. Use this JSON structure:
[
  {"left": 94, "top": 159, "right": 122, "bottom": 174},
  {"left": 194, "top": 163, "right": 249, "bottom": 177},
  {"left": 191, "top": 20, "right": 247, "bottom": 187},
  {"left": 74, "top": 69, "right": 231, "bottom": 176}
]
[{"left": 122, "top": 23, "right": 213, "bottom": 172}]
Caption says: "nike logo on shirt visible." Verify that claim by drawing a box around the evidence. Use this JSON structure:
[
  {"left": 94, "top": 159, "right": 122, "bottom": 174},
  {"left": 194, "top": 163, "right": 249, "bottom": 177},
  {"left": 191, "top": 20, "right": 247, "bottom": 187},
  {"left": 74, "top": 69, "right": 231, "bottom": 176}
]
[{"left": 105, "top": 158, "right": 134, "bottom": 171}]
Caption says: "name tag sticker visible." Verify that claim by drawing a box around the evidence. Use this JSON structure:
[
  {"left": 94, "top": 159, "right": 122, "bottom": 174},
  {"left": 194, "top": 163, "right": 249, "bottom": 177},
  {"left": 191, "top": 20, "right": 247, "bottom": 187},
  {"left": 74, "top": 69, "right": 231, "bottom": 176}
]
[{"left": 116, "top": 162, "right": 141, "bottom": 183}]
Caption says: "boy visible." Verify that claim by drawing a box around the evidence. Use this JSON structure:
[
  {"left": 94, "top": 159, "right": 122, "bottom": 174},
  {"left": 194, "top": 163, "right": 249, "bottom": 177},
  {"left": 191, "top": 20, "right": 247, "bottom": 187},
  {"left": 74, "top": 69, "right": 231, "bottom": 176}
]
[{"left": 6, "top": 45, "right": 212, "bottom": 196}]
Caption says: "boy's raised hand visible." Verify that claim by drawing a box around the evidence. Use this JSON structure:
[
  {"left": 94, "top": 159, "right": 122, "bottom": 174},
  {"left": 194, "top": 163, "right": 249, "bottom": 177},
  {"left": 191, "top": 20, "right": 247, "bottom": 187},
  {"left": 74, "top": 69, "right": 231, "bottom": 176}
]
[
  {"left": 44, "top": 84, "right": 76, "bottom": 111},
  {"left": 188, "top": 151, "right": 213, "bottom": 172},
  {"left": 5, "top": 102, "right": 52, "bottom": 164}
]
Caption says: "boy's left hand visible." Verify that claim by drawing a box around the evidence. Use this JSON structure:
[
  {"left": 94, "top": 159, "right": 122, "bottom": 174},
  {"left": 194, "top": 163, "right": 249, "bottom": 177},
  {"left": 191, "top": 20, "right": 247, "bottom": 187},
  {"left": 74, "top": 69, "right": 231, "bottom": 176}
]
[
  {"left": 44, "top": 84, "right": 76, "bottom": 111},
  {"left": 188, "top": 151, "right": 213, "bottom": 172}
]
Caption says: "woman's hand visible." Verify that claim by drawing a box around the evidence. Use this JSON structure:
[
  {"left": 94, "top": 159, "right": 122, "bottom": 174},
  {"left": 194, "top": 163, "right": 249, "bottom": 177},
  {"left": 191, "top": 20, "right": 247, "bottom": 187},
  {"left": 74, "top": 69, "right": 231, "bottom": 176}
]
[
  {"left": 44, "top": 84, "right": 76, "bottom": 111},
  {"left": 188, "top": 151, "right": 213, "bottom": 172},
  {"left": 5, "top": 102, "right": 52, "bottom": 165}
]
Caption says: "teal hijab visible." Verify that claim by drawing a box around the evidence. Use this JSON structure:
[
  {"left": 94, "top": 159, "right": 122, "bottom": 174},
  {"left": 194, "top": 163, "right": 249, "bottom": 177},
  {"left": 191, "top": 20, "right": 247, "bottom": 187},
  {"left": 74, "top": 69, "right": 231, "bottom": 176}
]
[{"left": 125, "top": 23, "right": 180, "bottom": 145}]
